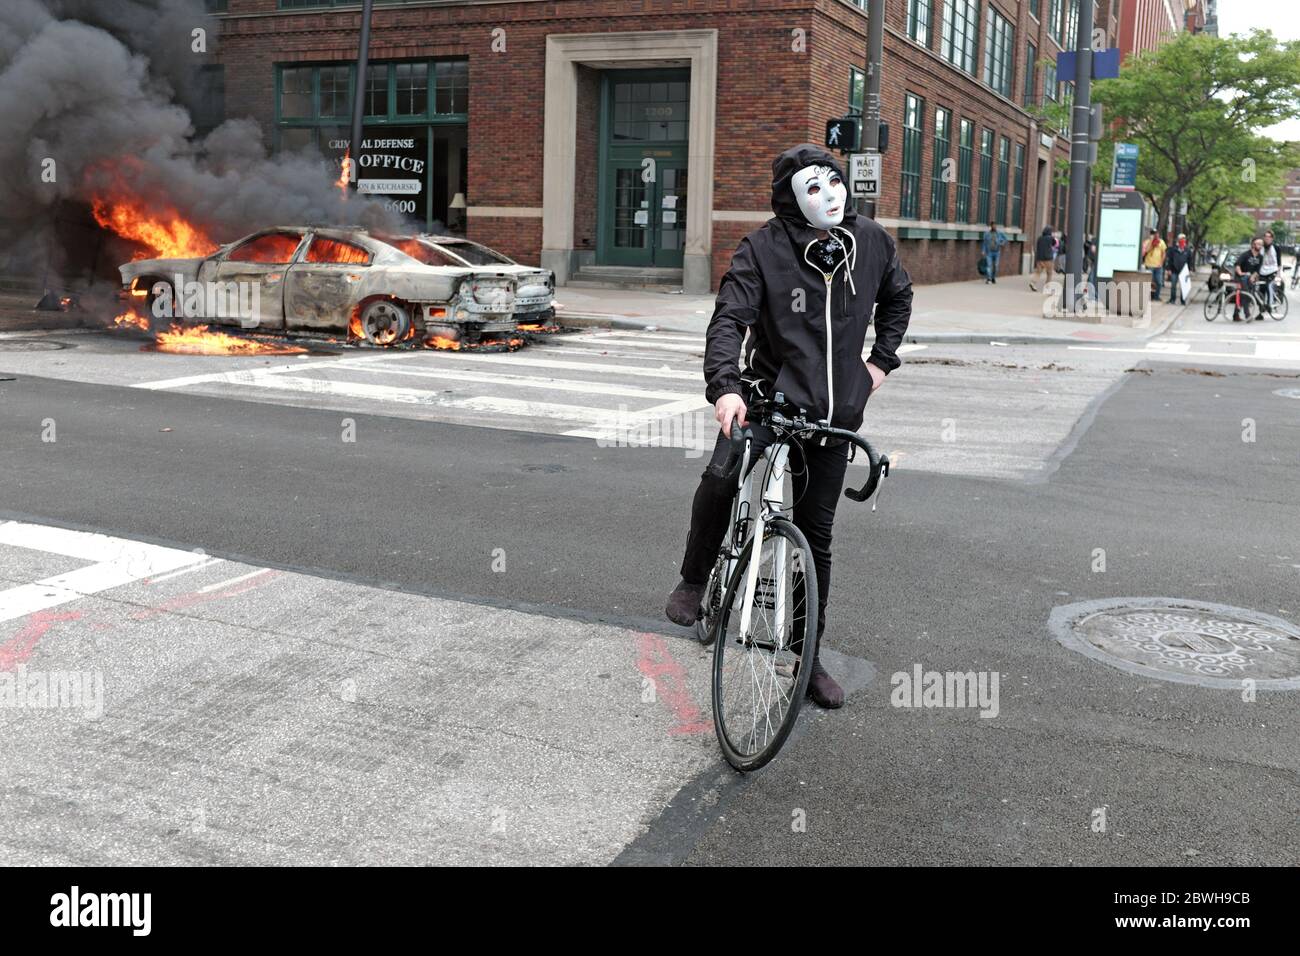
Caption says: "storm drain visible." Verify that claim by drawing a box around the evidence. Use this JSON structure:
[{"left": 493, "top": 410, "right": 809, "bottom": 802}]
[
  {"left": 1048, "top": 598, "right": 1300, "bottom": 690},
  {"left": 0, "top": 339, "right": 66, "bottom": 351}
]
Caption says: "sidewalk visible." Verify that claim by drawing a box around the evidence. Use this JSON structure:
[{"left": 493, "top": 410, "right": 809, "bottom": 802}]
[{"left": 555, "top": 272, "right": 1196, "bottom": 344}]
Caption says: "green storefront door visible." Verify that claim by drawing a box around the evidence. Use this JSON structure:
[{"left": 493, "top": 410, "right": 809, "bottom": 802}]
[{"left": 598, "top": 70, "right": 689, "bottom": 269}]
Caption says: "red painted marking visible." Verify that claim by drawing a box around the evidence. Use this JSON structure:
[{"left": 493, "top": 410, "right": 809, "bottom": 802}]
[
  {"left": 0, "top": 610, "right": 83, "bottom": 672},
  {"left": 131, "top": 570, "right": 279, "bottom": 620},
  {"left": 635, "top": 632, "right": 711, "bottom": 737}
]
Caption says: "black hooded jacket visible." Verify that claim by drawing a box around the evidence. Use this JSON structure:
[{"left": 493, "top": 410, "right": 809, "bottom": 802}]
[{"left": 703, "top": 144, "right": 913, "bottom": 433}]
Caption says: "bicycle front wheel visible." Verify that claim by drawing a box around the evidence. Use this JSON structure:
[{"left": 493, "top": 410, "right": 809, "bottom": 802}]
[
  {"left": 712, "top": 517, "right": 818, "bottom": 772},
  {"left": 1271, "top": 289, "right": 1288, "bottom": 320},
  {"left": 1203, "top": 290, "right": 1223, "bottom": 322}
]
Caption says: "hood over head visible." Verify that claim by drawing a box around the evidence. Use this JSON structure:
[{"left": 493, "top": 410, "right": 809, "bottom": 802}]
[
  {"left": 771, "top": 143, "right": 857, "bottom": 228},
  {"left": 1041, "top": 226, "right": 1053, "bottom": 236}
]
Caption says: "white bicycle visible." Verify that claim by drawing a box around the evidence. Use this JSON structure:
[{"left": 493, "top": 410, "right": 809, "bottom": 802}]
[{"left": 696, "top": 394, "right": 889, "bottom": 771}]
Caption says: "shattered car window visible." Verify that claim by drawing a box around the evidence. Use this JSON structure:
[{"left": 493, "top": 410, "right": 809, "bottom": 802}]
[
  {"left": 228, "top": 232, "right": 303, "bottom": 264},
  {"left": 306, "top": 237, "right": 371, "bottom": 265},
  {"left": 438, "top": 241, "right": 512, "bottom": 266},
  {"left": 378, "top": 236, "right": 462, "bottom": 267}
]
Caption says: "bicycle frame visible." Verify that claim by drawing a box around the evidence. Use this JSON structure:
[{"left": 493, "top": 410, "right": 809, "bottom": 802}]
[{"left": 722, "top": 435, "right": 794, "bottom": 645}]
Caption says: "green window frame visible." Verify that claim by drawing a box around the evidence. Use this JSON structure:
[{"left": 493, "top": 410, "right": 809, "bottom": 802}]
[
  {"left": 982, "top": 6, "right": 1014, "bottom": 99},
  {"left": 1045, "top": 61, "right": 1058, "bottom": 101},
  {"left": 1011, "top": 142, "right": 1025, "bottom": 228},
  {"left": 1030, "top": 0, "right": 1040, "bottom": 17},
  {"left": 850, "top": 67, "right": 865, "bottom": 114},
  {"left": 940, "top": 1, "right": 980, "bottom": 75},
  {"left": 900, "top": 93, "right": 925, "bottom": 220},
  {"left": 275, "top": 59, "right": 468, "bottom": 150},
  {"left": 995, "top": 136, "right": 1010, "bottom": 225},
  {"left": 908, "top": 0, "right": 933, "bottom": 47},
  {"left": 1024, "top": 43, "right": 1037, "bottom": 106},
  {"left": 956, "top": 118, "right": 974, "bottom": 223},
  {"left": 977, "top": 128, "right": 993, "bottom": 224},
  {"left": 930, "top": 107, "right": 951, "bottom": 222}
]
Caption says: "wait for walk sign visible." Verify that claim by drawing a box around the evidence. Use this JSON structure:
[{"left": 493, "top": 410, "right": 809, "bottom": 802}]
[{"left": 849, "top": 152, "right": 880, "bottom": 199}]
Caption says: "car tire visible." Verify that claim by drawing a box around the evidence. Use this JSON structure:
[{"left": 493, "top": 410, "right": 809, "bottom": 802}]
[
  {"left": 143, "top": 279, "right": 177, "bottom": 334},
  {"left": 359, "top": 299, "right": 411, "bottom": 346}
]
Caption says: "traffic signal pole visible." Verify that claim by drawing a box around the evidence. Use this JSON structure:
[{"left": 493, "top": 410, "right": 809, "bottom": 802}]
[
  {"left": 347, "top": 0, "right": 375, "bottom": 192},
  {"left": 1064, "top": 0, "right": 1094, "bottom": 311},
  {"left": 861, "top": 0, "right": 884, "bottom": 220}
]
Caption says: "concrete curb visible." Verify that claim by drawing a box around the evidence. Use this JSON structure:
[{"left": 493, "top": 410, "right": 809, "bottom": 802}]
[{"left": 559, "top": 298, "right": 1189, "bottom": 346}]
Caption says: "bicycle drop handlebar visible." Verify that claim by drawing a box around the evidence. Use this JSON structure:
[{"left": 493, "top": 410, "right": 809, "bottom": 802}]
[{"left": 721, "top": 401, "right": 890, "bottom": 504}]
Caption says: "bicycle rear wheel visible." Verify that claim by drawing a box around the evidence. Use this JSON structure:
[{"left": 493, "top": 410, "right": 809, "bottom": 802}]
[{"left": 711, "top": 517, "right": 817, "bottom": 772}]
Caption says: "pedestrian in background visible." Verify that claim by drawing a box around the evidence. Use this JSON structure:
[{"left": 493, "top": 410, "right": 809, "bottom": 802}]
[
  {"left": 981, "top": 221, "right": 1006, "bottom": 284},
  {"left": 1142, "top": 228, "right": 1167, "bottom": 300},
  {"left": 1030, "top": 226, "right": 1055, "bottom": 291},
  {"left": 1164, "top": 233, "right": 1192, "bottom": 305},
  {"left": 1084, "top": 235, "right": 1098, "bottom": 300}
]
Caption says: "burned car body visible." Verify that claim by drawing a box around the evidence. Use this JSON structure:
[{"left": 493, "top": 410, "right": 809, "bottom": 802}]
[
  {"left": 117, "top": 227, "right": 530, "bottom": 345},
  {"left": 396, "top": 235, "right": 555, "bottom": 326}
]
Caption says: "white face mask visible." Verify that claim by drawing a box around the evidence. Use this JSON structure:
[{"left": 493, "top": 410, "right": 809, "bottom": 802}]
[{"left": 792, "top": 164, "right": 847, "bottom": 230}]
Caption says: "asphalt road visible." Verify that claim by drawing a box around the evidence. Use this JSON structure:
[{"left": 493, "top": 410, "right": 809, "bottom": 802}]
[{"left": 0, "top": 318, "right": 1297, "bottom": 865}]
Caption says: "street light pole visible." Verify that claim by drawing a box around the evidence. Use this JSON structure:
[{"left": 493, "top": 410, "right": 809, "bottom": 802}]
[
  {"left": 1063, "top": 0, "right": 1094, "bottom": 312},
  {"left": 347, "top": 0, "right": 375, "bottom": 192},
  {"left": 861, "top": 0, "right": 885, "bottom": 220}
]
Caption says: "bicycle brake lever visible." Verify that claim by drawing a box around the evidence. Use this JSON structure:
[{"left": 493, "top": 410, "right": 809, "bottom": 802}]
[{"left": 871, "top": 458, "right": 889, "bottom": 513}]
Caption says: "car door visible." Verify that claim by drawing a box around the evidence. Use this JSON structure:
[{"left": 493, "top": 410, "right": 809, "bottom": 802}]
[
  {"left": 212, "top": 230, "right": 307, "bottom": 331},
  {"left": 285, "top": 234, "right": 374, "bottom": 332}
]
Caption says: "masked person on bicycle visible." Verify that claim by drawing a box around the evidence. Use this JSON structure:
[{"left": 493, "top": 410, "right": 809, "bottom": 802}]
[{"left": 664, "top": 143, "right": 913, "bottom": 709}]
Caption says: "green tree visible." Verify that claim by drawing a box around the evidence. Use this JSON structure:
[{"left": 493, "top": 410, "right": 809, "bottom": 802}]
[
  {"left": 1085, "top": 30, "right": 1300, "bottom": 233},
  {"left": 1267, "top": 219, "right": 1291, "bottom": 245}
]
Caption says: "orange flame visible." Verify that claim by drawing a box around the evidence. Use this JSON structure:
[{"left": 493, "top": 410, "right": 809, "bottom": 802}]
[
  {"left": 113, "top": 311, "right": 150, "bottom": 332},
  {"left": 92, "top": 196, "right": 217, "bottom": 261},
  {"left": 425, "top": 335, "right": 461, "bottom": 351},
  {"left": 337, "top": 151, "right": 352, "bottom": 195},
  {"left": 154, "top": 324, "right": 306, "bottom": 356}
]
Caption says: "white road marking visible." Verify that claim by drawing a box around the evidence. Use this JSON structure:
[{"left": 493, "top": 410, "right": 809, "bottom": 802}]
[
  {"left": 1255, "top": 341, "right": 1300, "bottom": 362},
  {"left": 0, "top": 521, "right": 210, "bottom": 623},
  {"left": 146, "top": 558, "right": 224, "bottom": 584},
  {"left": 198, "top": 568, "right": 273, "bottom": 593},
  {"left": 132, "top": 353, "right": 410, "bottom": 391},
  {"left": 340, "top": 363, "right": 690, "bottom": 400},
  {"left": 423, "top": 351, "right": 700, "bottom": 380}
]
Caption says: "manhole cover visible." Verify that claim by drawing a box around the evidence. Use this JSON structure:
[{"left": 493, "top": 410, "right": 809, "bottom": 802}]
[
  {"left": 1049, "top": 598, "right": 1300, "bottom": 689},
  {"left": 1274, "top": 388, "right": 1300, "bottom": 400},
  {"left": 0, "top": 340, "right": 66, "bottom": 351}
]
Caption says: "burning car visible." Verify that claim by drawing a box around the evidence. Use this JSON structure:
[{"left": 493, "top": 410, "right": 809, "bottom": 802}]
[
  {"left": 116, "top": 227, "right": 544, "bottom": 346},
  {"left": 395, "top": 235, "right": 556, "bottom": 328}
]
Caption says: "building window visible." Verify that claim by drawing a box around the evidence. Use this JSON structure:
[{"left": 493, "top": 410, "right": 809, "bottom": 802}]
[
  {"left": 434, "top": 61, "right": 469, "bottom": 115},
  {"left": 908, "top": 0, "right": 933, "bottom": 47},
  {"left": 1011, "top": 142, "right": 1025, "bottom": 228},
  {"left": 1048, "top": 0, "right": 1064, "bottom": 45},
  {"left": 850, "top": 67, "right": 865, "bottom": 114},
  {"left": 977, "top": 128, "right": 993, "bottom": 224},
  {"left": 1045, "top": 61, "right": 1058, "bottom": 100},
  {"left": 901, "top": 93, "right": 925, "bottom": 220},
  {"left": 931, "top": 107, "right": 951, "bottom": 222},
  {"left": 394, "top": 62, "right": 429, "bottom": 116},
  {"left": 941, "top": 1, "right": 980, "bottom": 75},
  {"left": 996, "top": 135, "right": 1010, "bottom": 225},
  {"left": 317, "top": 65, "right": 350, "bottom": 119},
  {"left": 1029, "top": 0, "right": 1040, "bottom": 17},
  {"left": 279, "top": 66, "right": 313, "bottom": 119},
  {"left": 363, "top": 64, "right": 386, "bottom": 117},
  {"left": 956, "top": 118, "right": 974, "bottom": 222},
  {"left": 1063, "top": 0, "right": 1080, "bottom": 49},
  {"left": 192, "top": 65, "right": 225, "bottom": 137},
  {"left": 1024, "top": 42, "right": 1037, "bottom": 106},
  {"left": 982, "top": 6, "right": 1015, "bottom": 99}
]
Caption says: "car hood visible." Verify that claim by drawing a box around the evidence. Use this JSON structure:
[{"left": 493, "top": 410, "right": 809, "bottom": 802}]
[{"left": 120, "top": 257, "right": 207, "bottom": 281}]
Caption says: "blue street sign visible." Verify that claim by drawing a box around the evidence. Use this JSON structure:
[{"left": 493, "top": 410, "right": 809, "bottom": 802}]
[
  {"left": 1056, "top": 48, "right": 1121, "bottom": 80},
  {"left": 1112, "top": 143, "right": 1139, "bottom": 190},
  {"left": 1092, "top": 47, "right": 1121, "bottom": 79}
]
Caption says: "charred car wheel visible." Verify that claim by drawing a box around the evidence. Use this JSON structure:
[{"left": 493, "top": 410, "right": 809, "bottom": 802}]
[
  {"left": 143, "top": 279, "right": 177, "bottom": 334},
  {"left": 360, "top": 299, "right": 411, "bottom": 346}
]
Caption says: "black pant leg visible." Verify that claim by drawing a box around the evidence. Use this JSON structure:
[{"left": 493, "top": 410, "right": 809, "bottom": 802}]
[
  {"left": 790, "top": 438, "right": 851, "bottom": 652},
  {"left": 678, "top": 425, "right": 775, "bottom": 584}
]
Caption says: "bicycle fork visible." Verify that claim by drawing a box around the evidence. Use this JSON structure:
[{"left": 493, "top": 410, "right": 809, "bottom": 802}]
[{"left": 737, "top": 444, "right": 791, "bottom": 647}]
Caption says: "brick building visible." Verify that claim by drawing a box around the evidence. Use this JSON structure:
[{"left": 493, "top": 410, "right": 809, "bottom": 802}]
[
  {"left": 1236, "top": 166, "right": 1300, "bottom": 244},
  {"left": 208, "top": 0, "right": 1125, "bottom": 291}
]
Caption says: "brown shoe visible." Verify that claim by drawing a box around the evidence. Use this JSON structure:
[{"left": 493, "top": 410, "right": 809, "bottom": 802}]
[
  {"left": 665, "top": 578, "right": 705, "bottom": 627},
  {"left": 806, "top": 660, "right": 845, "bottom": 709}
]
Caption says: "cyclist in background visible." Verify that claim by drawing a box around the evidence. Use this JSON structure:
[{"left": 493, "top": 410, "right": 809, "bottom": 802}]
[
  {"left": 1259, "top": 229, "right": 1282, "bottom": 310},
  {"left": 663, "top": 143, "right": 913, "bottom": 709},
  {"left": 1234, "top": 238, "right": 1264, "bottom": 321}
]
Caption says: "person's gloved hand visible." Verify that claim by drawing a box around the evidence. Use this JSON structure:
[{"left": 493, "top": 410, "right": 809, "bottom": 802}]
[{"left": 715, "top": 393, "right": 747, "bottom": 437}]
